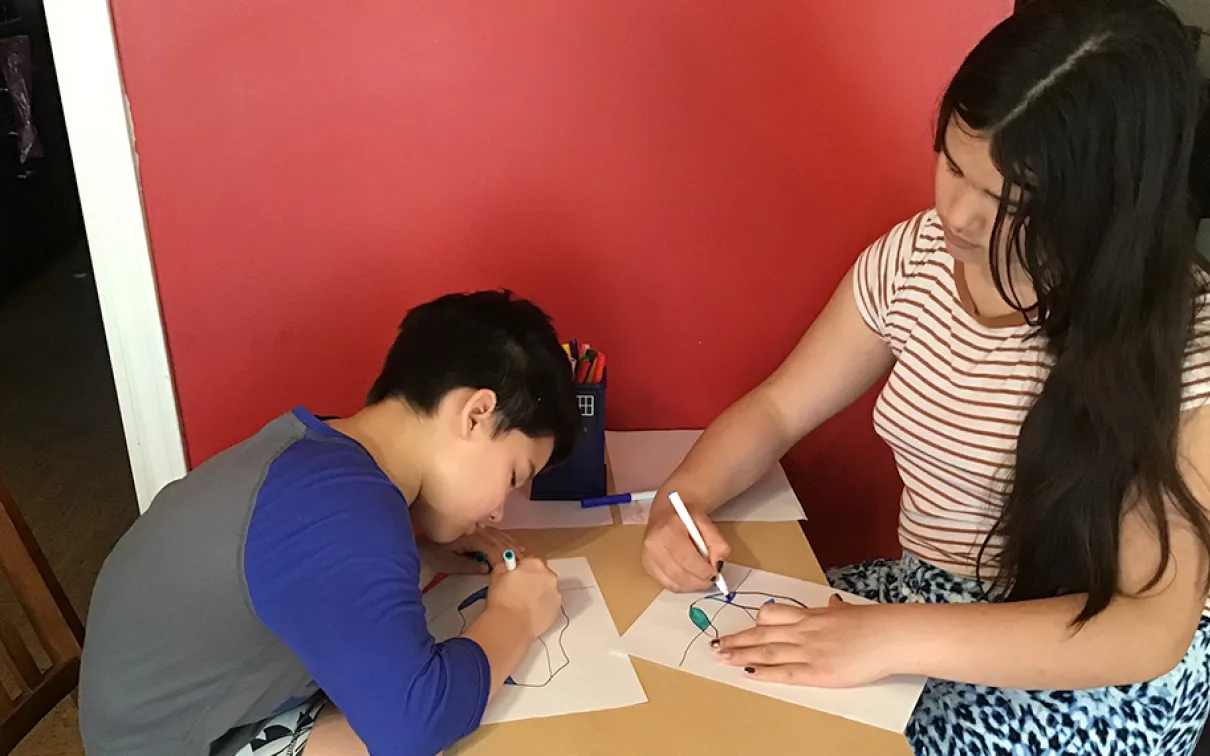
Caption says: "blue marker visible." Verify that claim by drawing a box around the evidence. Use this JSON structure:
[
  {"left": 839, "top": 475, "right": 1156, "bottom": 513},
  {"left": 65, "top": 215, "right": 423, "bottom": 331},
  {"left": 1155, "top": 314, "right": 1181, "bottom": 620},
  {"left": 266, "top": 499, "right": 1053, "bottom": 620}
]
[{"left": 580, "top": 490, "right": 658, "bottom": 509}]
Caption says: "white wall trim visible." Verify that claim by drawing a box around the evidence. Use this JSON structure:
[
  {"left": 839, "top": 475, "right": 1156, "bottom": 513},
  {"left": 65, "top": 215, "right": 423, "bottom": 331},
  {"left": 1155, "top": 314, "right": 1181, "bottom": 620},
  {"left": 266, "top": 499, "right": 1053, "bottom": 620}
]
[{"left": 44, "top": 0, "right": 187, "bottom": 512}]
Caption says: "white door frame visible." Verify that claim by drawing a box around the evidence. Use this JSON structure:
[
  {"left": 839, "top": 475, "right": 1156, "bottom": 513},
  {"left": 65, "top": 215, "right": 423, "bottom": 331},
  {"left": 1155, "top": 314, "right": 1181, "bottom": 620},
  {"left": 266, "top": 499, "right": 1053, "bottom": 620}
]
[{"left": 43, "top": 0, "right": 188, "bottom": 512}]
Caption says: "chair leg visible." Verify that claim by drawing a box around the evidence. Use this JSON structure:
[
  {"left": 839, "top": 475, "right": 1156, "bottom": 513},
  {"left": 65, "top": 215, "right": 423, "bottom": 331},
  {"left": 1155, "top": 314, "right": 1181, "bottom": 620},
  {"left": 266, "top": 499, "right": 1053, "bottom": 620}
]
[{"left": 0, "top": 475, "right": 83, "bottom": 663}]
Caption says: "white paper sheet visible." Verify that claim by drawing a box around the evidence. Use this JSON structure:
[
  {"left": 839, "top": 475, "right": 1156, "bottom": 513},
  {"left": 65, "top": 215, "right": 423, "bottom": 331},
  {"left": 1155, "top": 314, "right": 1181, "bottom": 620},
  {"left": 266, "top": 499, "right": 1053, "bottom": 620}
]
[
  {"left": 424, "top": 557, "right": 647, "bottom": 724},
  {"left": 496, "top": 491, "right": 614, "bottom": 530},
  {"left": 622, "top": 564, "right": 927, "bottom": 733},
  {"left": 607, "top": 430, "right": 805, "bottom": 524}
]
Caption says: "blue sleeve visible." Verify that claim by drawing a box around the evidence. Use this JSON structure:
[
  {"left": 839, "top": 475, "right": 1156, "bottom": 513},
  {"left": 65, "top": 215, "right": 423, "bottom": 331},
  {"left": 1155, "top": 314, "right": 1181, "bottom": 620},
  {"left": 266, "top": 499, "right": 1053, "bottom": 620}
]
[{"left": 243, "top": 438, "right": 490, "bottom": 756}]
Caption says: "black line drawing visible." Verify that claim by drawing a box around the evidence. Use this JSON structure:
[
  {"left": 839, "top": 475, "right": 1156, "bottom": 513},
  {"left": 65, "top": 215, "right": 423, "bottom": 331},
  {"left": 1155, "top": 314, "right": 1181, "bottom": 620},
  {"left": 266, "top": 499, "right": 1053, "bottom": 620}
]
[
  {"left": 434, "top": 583, "right": 592, "bottom": 688},
  {"left": 676, "top": 569, "right": 809, "bottom": 668}
]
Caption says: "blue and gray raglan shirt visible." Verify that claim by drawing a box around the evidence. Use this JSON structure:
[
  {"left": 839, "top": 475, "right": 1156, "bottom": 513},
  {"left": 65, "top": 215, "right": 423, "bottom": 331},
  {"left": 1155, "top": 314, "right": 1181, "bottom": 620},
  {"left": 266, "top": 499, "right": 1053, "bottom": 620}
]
[{"left": 78, "top": 408, "right": 490, "bottom": 756}]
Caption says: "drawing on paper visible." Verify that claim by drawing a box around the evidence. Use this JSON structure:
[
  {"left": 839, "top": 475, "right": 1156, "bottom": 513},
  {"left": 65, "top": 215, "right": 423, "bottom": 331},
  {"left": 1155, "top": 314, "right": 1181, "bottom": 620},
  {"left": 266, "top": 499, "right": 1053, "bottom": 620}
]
[
  {"left": 622, "top": 563, "right": 929, "bottom": 733},
  {"left": 421, "top": 557, "right": 648, "bottom": 724},
  {"left": 675, "top": 568, "right": 808, "bottom": 667},
  {"left": 449, "top": 585, "right": 572, "bottom": 688}
]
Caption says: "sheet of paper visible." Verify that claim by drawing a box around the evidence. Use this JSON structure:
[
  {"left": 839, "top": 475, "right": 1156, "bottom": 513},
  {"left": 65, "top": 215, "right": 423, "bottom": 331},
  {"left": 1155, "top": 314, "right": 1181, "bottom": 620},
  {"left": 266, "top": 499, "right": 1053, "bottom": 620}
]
[
  {"left": 496, "top": 491, "right": 614, "bottom": 530},
  {"left": 607, "top": 430, "right": 805, "bottom": 524},
  {"left": 424, "top": 557, "right": 647, "bottom": 724},
  {"left": 622, "top": 564, "right": 927, "bottom": 733}
]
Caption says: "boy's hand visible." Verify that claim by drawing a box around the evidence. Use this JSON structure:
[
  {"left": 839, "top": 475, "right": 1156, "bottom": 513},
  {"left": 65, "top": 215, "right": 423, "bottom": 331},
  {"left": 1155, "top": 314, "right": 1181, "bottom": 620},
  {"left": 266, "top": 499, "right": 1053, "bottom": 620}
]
[
  {"left": 419, "top": 527, "right": 527, "bottom": 575},
  {"left": 486, "top": 556, "right": 562, "bottom": 639}
]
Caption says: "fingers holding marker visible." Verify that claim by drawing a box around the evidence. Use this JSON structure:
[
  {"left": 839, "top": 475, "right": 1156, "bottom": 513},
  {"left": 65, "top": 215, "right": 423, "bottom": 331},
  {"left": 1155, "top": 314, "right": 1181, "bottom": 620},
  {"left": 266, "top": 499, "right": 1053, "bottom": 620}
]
[
  {"left": 668, "top": 533, "right": 719, "bottom": 585},
  {"left": 695, "top": 511, "right": 732, "bottom": 565},
  {"left": 667, "top": 492, "right": 730, "bottom": 595},
  {"left": 659, "top": 541, "right": 714, "bottom": 591}
]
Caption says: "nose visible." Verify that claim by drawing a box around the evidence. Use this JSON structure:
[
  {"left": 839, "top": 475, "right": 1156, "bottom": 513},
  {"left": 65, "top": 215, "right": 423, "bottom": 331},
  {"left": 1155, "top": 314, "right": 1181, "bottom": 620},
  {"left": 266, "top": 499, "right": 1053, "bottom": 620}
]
[
  {"left": 943, "top": 185, "right": 986, "bottom": 240},
  {"left": 487, "top": 507, "right": 504, "bottom": 524}
]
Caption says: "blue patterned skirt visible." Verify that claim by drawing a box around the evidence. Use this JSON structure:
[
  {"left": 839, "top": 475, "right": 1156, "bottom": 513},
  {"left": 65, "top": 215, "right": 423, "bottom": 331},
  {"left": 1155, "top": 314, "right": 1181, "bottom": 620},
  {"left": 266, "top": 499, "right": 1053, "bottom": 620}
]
[{"left": 826, "top": 554, "right": 1210, "bottom": 756}]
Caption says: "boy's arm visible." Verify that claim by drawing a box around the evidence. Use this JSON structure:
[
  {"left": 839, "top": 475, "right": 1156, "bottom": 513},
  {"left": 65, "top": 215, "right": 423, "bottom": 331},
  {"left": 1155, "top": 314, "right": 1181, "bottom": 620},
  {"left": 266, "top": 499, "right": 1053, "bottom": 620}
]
[
  {"left": 461, "top": 607, "right": 531, "bottom": 695},
  {"left": 245, "top": 448, "right": 490, "bottom": 756}
]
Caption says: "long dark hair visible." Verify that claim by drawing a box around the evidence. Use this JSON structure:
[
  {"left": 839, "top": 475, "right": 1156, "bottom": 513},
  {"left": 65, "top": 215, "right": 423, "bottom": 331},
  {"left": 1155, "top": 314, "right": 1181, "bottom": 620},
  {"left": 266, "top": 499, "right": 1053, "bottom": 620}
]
[{"left": 937, "top": 0, "right": 1210, "bottom": 624}]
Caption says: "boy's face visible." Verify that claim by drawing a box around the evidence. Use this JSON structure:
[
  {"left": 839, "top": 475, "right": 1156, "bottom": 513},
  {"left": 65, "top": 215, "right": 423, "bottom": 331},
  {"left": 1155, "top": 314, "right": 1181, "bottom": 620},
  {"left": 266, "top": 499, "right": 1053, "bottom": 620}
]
[{"left": 411, "top": 388, "right": 555, "bottom": 543}]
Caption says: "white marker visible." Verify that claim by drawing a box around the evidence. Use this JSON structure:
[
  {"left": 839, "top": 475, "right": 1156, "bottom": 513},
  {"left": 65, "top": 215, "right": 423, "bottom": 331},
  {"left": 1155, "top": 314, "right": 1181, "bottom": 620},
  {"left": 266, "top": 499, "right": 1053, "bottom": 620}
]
[
  {"left": 503, "top": 549, "right": 518, "bottom": 572},
  {"left": 668, "top": 491, "right": 729, "bottom": 596}
]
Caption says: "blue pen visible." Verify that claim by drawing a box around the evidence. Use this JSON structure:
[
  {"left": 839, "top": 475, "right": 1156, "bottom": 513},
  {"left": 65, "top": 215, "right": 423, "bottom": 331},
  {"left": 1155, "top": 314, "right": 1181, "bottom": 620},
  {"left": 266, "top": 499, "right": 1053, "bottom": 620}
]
[{"left": 580, "top": 490, "right": 658, "bottom": 508}]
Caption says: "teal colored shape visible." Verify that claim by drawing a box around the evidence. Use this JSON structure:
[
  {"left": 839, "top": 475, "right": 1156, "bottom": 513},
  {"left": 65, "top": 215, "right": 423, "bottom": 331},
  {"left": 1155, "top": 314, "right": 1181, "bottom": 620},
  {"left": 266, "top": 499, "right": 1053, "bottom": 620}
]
[{"left": 689, "top": 606, "right": 712, "bottom": 632}]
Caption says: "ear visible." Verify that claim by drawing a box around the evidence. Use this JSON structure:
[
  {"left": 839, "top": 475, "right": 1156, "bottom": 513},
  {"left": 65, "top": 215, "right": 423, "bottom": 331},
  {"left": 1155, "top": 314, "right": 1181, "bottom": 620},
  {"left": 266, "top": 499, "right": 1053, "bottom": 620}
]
[{"left": 460, "top": 388, "right": 499, "bottom": 439}]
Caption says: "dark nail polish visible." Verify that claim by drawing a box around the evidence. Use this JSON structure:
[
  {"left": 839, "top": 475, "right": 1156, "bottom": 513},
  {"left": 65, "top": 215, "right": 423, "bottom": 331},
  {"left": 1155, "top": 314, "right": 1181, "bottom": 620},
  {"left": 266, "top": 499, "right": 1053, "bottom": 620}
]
[
  {"left": 709, "top": 639, "right": 720, "bottom": 649},
  {"left": 716, "top": 560, "right": 725, "bottom": 572},
  {"left": 744, "top": 667, "right": 756, "bottom": 675}
]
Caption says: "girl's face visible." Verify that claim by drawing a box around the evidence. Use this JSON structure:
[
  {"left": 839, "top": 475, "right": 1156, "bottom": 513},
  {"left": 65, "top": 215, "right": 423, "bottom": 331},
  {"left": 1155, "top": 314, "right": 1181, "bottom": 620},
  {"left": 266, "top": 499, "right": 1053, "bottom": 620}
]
[{"left": 933, "top": 117, "right": 1022, "bottom": 271}]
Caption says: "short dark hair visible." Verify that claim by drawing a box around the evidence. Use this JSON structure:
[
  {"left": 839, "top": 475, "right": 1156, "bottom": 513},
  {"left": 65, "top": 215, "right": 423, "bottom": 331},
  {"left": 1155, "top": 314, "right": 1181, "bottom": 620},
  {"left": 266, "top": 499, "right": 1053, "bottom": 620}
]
[{"left": 368, "top": 290, "right": 580, "bottom": 464}]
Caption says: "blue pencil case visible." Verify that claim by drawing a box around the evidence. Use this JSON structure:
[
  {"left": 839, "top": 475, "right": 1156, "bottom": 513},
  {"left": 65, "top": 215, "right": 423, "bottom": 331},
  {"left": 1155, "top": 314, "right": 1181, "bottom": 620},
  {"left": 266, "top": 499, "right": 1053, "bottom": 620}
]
[{"left": 530, "top": 372, "right": 607, "bottom": 500}]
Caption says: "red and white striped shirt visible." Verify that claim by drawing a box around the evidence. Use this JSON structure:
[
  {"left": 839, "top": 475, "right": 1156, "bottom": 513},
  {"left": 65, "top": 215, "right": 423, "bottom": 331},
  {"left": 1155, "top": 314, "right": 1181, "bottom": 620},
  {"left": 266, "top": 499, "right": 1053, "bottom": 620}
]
[{"left": 853, "top": 210, "right": 1210, "bottom": 577}]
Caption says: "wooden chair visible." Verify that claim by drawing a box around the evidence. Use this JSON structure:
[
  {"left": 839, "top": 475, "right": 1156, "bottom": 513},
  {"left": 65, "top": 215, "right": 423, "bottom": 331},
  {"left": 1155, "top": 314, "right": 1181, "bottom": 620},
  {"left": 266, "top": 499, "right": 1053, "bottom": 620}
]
[{"left": 0, "top": 472, "right": 84, "bottom": 754}]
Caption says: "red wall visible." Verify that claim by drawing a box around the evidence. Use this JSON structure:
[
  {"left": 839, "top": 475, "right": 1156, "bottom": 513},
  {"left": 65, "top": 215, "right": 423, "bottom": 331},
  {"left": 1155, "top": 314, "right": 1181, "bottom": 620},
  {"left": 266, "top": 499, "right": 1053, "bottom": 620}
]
[{"left": 109, "top": 1, "right": 1009, "bottom": 567}]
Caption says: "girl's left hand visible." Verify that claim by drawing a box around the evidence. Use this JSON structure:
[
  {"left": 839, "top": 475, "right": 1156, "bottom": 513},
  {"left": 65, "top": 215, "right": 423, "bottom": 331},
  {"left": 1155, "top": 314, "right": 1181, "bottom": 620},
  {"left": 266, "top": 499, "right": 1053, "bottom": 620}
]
[
  {"left": 420, "top": 527, "right": 528, "bottom": 575},
  {"left": 714, "top": 595, "right": 901, "bottom": 687}
]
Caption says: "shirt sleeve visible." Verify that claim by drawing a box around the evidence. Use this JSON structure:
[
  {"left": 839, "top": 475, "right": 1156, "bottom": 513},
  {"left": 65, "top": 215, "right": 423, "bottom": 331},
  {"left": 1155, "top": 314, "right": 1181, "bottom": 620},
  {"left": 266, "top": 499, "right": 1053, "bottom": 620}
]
[
  {"left": 1182, "top": 290, "right": 1210, "bottom": 414},
  {"left": 244, "top": 438, "right": 490, "bottom": 756},
  {"left": 851, "top": 211, "right": 930, "bottom": 341}
]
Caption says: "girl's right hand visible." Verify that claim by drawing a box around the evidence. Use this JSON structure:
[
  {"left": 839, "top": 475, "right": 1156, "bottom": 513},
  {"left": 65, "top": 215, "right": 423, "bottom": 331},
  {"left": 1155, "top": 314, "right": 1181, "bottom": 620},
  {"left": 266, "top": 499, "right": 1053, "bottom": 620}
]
[
  {"left": 641, "top": 491, "right": 731, "bottom": 592},
  {"left": 486, "top": 556, "right": 562, "bottom": 638}
]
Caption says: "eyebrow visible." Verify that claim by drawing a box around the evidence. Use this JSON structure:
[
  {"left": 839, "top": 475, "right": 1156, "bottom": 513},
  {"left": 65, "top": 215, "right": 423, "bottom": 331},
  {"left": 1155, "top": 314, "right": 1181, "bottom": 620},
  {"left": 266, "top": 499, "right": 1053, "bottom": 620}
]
[{"left": 941, "top": 140, "right": 1009, "bottom": 205}]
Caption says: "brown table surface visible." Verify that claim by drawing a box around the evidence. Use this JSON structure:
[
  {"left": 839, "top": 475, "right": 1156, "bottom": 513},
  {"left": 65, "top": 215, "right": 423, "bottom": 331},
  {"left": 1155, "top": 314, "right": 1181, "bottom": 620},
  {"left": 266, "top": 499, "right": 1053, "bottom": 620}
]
[{"left": 447, "top": 520, "right": 913, "bottom": 756}]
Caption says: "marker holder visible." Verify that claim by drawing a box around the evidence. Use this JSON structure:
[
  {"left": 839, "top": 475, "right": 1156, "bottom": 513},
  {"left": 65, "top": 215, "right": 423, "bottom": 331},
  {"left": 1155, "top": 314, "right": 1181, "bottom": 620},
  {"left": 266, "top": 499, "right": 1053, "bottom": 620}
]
[{"left": 530, "top": 371, "right": 607, "bottom": 500}]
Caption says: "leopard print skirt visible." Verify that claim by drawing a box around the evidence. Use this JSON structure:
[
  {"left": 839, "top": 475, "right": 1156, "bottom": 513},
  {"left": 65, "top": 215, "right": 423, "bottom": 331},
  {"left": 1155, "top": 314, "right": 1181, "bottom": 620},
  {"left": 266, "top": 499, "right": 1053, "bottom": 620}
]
[{"left": 827, "top": 554, "right": 1210, "bottom": 756}]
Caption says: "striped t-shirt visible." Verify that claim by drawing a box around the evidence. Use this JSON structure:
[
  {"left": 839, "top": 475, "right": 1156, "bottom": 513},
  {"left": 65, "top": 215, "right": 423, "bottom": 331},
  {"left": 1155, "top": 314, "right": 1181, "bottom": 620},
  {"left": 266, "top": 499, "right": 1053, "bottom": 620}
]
[{"left": 853, "top": 210, "right": 1210, "bottom": 577}]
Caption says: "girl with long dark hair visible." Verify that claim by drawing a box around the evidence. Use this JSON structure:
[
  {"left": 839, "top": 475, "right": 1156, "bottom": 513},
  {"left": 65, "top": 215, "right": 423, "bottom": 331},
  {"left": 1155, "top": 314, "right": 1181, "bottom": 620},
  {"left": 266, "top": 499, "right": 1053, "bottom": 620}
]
[{"left": 640, "top": 0, "right": 1210, "bottom": 752}]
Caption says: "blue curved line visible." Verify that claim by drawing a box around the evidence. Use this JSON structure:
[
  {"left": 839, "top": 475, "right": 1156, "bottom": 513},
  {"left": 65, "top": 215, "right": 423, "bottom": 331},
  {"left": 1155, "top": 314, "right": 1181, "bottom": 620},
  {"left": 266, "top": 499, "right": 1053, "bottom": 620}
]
[{"left": 457, "top": 586, "right": 490, "bottom": 612}]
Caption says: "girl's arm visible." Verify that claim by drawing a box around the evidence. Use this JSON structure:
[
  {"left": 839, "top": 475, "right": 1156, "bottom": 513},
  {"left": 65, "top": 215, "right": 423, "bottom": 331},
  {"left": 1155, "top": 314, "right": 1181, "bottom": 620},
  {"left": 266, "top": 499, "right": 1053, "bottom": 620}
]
[
  {"left": 899, "top": 405, "right": 1210, "bottom": 689},
  {"left": 641, "top": 270, "right": 896, "bottom": 591},
  {"left": 720, "top": 406, "right": 1210, "bottom": 690},
  {"left": 660, "top": 270, "right": 896, "bottom": 513}
]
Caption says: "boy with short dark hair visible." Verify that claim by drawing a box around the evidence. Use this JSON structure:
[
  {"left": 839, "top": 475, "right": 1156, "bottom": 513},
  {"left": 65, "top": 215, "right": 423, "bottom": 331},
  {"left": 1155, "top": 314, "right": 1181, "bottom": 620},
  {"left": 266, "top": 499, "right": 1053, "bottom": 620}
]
[{"left": 79, "top": 290, "right": 581, "bottom": 756}]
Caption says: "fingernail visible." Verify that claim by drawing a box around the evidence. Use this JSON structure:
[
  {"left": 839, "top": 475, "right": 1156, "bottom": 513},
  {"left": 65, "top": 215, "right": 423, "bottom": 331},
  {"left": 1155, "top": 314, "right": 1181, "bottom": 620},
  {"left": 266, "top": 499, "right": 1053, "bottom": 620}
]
[
  {"left": 716, "top": 560, "right": 724, "bottom": 572},
  {"left": 709, "top": 639, "right": 720, "bottom": 649},
  {"left": 744, "top": 667, "right": 756, "bottom": 675},
  {"left": 715, "top": 650, "right": 731, "bottom": 660}
]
